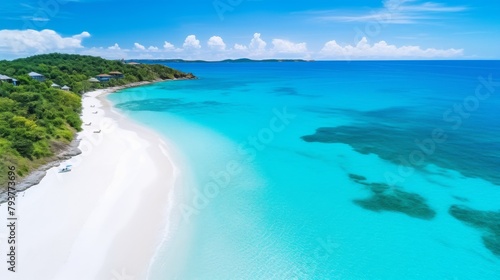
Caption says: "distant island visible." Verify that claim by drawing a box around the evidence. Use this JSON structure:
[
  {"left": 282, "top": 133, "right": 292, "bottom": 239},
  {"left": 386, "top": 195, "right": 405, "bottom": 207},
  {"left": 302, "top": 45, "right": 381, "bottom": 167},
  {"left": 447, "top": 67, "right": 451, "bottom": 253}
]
[
  {"left": 126, "top": 58, "right": 315, "bottom": 64},
  {"left": 0, "top": 53, "right": 194, "bottom": 194}
]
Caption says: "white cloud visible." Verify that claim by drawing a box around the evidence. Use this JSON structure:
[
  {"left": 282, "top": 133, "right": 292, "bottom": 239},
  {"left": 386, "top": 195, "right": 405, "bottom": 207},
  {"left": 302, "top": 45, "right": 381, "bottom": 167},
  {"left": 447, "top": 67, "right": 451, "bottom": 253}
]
[
  {"left": 0, "top": 29, "right": 90, "bottom": 53},
  {"left": 316, "top": 0, "right": 467, "bottom": 24},
  {"left": 249, "top": 33, "right": 267, "bottom": 51},
  {"left": 183, "top": 35, "right": 201, "bottom": 49},
  {"left": 230, "top": 34, "right": 310, "bottom": 59},
  {"left": 234, "top": 44, "right": 247, "bottom": 51},
  {"left": 73, "top": 31, "right": 91, "bottom": 40},
  {"left": 134, "top": 42, "right": 146, "bottom": 50},
  {"left": 0, "top": 29, "right": 467, "bottom": 60},
  {"left": 108, "top": 43, "right": 120, "bottom": 50},
  {"left": 82, "top": 47, "right": 127, "bottom": 60},
  {"left": 388, "top": 0, "right": 467, "bottom": 12},
  {"left": 207, "top": 36, "right": 226, "bottom": 51},
  {"left": 22, "top": 16, "right": 50, "bottom": 22},
  {"left": 163, "top": 41, "right": 175, "bottom": 50},
  {"left": 320, "top": 37, "right": 464, "bottom": 59},
  {"left": 272, "top": 39, "right": 307, "bottom": 53}
]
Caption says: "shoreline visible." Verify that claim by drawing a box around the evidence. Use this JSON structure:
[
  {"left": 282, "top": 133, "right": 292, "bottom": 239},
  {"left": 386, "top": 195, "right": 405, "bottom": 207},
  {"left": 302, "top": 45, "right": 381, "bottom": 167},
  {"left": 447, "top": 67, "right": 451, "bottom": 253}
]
[
  {"left": 0, "top": 138, "right": 82, "bottom": 204},
  {"left": 0, "top": 78, "right": 181, "bottom": 204},
  {"left": 0, "top": 80, "right": 184, "bottom": 279}
]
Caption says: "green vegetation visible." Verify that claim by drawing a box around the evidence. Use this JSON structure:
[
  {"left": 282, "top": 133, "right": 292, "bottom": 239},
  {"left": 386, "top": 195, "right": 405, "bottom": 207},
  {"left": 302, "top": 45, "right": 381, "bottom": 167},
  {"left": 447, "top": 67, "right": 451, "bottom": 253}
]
[
  {"left": 0, "top": 53, "right": 194, "bottom": 191},
  {"left": 0, "top": 53, "right": 194, "bottom": 94}
]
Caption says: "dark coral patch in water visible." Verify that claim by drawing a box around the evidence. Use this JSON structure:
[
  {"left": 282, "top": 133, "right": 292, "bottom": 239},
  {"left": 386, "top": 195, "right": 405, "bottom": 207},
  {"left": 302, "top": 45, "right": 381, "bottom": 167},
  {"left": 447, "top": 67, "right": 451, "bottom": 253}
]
[
  {"left": 483, "top": 235, "right": 500, "bottom": 256},
  {"left": 367, "top": 183, "right": 390, "bottom": 194},
  {"left": 273, "top": 87, "right": 299, "bottom": 96},
  {"left": 301, "top": 125, "right": 419, "bottom": 163},
  {"left": 452, "top": 195, "right": 469, "bottom": 202},
  {"left": 115, "top": 98, "right": 227, "bottom": 112},
  {"left": 273, "top": 87, "right": 320, "bottom": 98},
  {"left": 348, "top": 173, "right": 435, "bottom": 219},
  {"left": 352, "top": 180, "right": 436, "bottom": 220},
  {"left": 449, "top": 205, "right": 500, "bottom": 257},
  {"left": 348, "top": 174, "right": 367, "bottom": 181},
  {"left": 300, "top": 105, "right": 500, "bottom": 186},
  {"left": 158, "top": 79, "right": 248, "bottom": 92}
]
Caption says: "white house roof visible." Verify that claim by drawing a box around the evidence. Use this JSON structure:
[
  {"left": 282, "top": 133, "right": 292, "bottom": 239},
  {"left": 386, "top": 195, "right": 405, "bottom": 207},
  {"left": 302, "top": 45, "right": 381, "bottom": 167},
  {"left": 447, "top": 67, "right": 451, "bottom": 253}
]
[
  {"left": 51, "top": 83, "right": 60, "bottom": 87},
  {"left": 88, "top": 77, "right": 99, "bottom": 82},
  {"left": 61, "top": 85, "right": 70, "bottom": 90},
  {"left": 0, "top": 74, "right": 13, "bottom": 80},
  {"left": 28, "top": 72, "right": 44, "bottom": 77}
]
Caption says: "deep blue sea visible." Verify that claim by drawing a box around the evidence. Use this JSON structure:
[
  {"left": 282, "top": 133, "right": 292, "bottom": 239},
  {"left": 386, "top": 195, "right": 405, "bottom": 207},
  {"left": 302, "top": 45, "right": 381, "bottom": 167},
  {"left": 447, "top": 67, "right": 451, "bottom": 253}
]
[{"left": 108, "top": 61, "right": 500, "bottom": 279}]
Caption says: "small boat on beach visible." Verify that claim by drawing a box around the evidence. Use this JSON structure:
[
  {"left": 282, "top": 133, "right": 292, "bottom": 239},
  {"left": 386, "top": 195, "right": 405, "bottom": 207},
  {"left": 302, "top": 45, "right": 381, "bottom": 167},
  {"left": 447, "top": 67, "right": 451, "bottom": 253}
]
[{"left": 59, "top": 165, "right": 72, "bottom": 173}]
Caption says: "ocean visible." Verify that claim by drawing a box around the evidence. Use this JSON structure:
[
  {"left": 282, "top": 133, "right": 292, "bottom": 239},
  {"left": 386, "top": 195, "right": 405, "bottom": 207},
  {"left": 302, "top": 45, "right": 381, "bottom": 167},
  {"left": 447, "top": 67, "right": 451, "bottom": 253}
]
[{"left": 107, "top": 61, "right": 500, "bottom": 279}]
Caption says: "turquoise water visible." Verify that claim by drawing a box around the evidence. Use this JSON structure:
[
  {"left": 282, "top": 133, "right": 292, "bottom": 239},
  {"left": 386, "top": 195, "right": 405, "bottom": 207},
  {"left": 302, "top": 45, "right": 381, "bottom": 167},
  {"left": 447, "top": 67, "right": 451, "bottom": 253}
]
[{"left": 108, "top": 61, "right": 500, "bottom": 279}]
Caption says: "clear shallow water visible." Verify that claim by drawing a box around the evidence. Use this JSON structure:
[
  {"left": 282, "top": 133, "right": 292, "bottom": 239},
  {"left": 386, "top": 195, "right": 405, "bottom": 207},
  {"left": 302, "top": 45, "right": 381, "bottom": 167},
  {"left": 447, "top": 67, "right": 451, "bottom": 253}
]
[{"left": 108, "top": 61, "right": 500, "bottom": 279}]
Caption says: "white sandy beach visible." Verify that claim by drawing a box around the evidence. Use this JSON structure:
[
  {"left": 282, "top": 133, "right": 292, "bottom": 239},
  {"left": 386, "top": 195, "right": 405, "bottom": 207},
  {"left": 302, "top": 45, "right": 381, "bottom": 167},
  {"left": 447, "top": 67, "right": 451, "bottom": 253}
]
[{"left": 0, "top": 87, "right": 180, "bottom": 280}]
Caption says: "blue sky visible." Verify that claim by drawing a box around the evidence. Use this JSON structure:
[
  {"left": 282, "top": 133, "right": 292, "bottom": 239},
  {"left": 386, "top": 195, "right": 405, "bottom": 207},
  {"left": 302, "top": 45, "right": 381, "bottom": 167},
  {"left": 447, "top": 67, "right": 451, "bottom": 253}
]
[{"left": 0, "top": 0, "right": 499, "bottom": 60}]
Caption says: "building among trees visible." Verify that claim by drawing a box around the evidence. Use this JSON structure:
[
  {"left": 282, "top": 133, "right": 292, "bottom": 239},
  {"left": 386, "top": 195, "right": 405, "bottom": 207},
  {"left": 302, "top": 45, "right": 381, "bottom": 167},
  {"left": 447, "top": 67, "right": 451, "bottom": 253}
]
[
  {"left": 0, "top": 74, "right": 17, "bottom": 85},
  {"left": 109, "top": 71, "right": 124, "bottom": 79},
  {"left": 28, "top": 71, "right": 45, "bottom": 82},
  {"left": 96, "top": 74, "right": 112, "bottom": 82}
]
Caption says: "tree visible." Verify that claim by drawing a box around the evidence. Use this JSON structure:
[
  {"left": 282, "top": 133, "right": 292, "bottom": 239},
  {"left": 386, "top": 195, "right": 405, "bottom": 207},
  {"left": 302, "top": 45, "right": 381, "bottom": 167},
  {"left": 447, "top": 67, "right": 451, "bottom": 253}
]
[
  {"left": 11, "top": 138, "right": 34, "bottom": 158},
  {"left": 0, "top": 53, "right": 193, "bottom": 190}
]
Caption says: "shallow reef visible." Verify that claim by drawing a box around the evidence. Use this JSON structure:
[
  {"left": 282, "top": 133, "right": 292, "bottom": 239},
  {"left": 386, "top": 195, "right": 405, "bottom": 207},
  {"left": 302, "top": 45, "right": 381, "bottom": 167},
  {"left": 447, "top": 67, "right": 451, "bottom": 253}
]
[
  {"left": 348, "top": 174, "right": 367, "bottom": 181},
  {"left": 300, "top": 110, "right": 500, "bottom": 186},
  {"left": 115, "top": 98, "right": 226, "bottom": 112},
  {"left": 449, "top": 205, "right": 500, "bottom": 257},
  {"left": 349, "top": 174, "right": 436, "bottom": 220}
]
